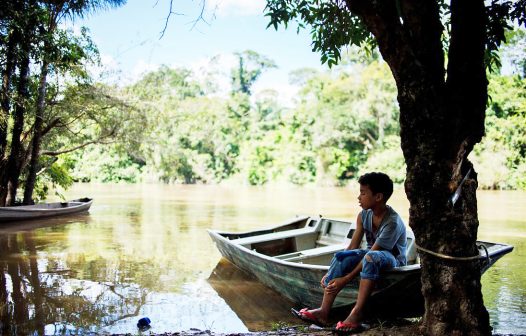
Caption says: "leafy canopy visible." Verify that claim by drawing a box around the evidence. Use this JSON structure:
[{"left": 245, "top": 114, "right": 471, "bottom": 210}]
[{"left": 265, "top": 0, "right": 526, "bottom": 68}]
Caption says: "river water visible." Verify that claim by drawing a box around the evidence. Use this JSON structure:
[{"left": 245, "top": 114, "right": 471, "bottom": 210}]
[{"left": 0, "top": 183, "right": 524, "bottom": 335}]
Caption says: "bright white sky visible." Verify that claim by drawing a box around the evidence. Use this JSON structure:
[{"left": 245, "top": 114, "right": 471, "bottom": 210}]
[{"left": 75, "top": 0, "right": 329, "bottom": 100}]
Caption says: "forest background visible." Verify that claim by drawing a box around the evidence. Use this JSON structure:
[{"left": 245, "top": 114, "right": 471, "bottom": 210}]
[{"left": 2, "top": 4, "right": 526, "bottom": 203}]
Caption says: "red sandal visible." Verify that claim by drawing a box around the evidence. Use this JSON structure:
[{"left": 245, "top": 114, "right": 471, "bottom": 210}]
[
  {"left": 333, "top": 320, "right": 365, "bottom": 334},
  {"left": 290, "top": 308, "right": 325, "bottom": 327}
]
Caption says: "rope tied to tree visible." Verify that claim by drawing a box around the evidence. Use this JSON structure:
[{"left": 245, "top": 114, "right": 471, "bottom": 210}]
[{"left": 415, "top": 242, "right": 491, "bottom": 263}]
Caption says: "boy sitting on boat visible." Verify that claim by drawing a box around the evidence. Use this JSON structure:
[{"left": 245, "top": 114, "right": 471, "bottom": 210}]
[{"left": 292, "top": 172, "right": 407, "bottom": 333}]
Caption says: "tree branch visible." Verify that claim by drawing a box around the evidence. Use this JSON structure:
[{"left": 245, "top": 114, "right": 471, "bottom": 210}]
[
  {"left": 345, "top": 0, "right": 411, "bottom": 86},
  {"left": 446, "top": 0, "right": 487, "bottom": 147},
  {"left": 41, "top": 141, "right": 93, "bottom": 156},
  {"left": 40, "top": 128, "right": 117, "bottom": 156},
  {"left": 190, "top": 0, "right": 210, "bottom": 31},
  {"left": 40, "top": 117, "right": 62, "bottom": 137},
  {"left": 347, "top": 1, "right": 456, "bottom": 165},
  {"left": 398, "top": 0, "right": 445, "bottom": 86},
  {"left": 159, "top": 0, "right": 184, "bottom": 39},
  {"left": 36, "top": 157, "right": 58, "bottom": 177}
]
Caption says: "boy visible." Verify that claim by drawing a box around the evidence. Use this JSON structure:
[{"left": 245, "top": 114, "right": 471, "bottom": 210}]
[{"left": 291, "top": 172, "right": 407, "bottom": 332}]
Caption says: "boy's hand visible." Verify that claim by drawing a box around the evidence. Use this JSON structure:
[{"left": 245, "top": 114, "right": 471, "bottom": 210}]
[
  {"left": 325, "top": 277, "right": 347, "bottom": 294},
  {"left": 320, "top": 274, "right": 328, "bottom": 288}
]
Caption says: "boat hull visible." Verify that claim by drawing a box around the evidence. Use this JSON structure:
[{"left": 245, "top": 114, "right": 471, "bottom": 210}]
[
  {"left": 208, "top": 216, "right": 513, "bottom": 311},
  {"left": 0, "top": 198, "right": 93, "bottom": 223},
  {"left": 209, "top": 229, "right": 421, "bottom": 309}
]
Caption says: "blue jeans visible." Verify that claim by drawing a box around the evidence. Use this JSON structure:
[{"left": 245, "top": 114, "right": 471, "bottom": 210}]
[{"left": 323, "top": 249, "right": 398, "bottom": 286}]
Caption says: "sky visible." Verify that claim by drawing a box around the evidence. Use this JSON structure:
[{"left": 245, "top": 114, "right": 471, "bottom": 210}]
[{"left": 74, "top": 0, "right": 329, "bottom": 100}]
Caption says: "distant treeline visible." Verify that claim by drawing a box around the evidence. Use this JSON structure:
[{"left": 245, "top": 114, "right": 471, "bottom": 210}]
[
  {"left": 2, "top": 38, "right": 525, "bottom": 204},
  {"left": 3, "top": 3, "right": 523, "bottom": 206},
  {"left": 67, "top": 48, "right": 526, "bottom": 190}
]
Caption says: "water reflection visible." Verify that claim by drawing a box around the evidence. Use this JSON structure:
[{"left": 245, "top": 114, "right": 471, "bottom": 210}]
[
  {"left": 207, "top": 258, "right": 299, "bottom": 330},
  {"left": 0, "top": 230, "right": 148, "bottom": 335},
  {"left": 480, "top": 236, "right": 526, "bottom": 335},
  {"left": 0, "top": 184, "right": 523, "bottom": 334}
]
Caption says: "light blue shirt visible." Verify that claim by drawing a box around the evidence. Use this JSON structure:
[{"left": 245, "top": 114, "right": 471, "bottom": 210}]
[{"left": 361, "top": 205, "right": 407, "bottom": 266}]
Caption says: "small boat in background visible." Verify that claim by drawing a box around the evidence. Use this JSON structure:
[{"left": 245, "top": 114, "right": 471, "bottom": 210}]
[
  {"left": 208, "top": 216, "right": 513, "bottom": 311},
  {"left": 0, "top": 198, "right": 93, "bottom": 223}
]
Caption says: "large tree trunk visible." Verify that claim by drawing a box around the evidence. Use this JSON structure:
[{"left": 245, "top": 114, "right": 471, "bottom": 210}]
[
  {"left": 347, "top": 1, "right": 490, "bottom": 335},
  {"left": 23, "top": 59, "right": 49, "bottom": 205},
  {"left": 3, "top": 46, "right": 31, "bottom": 206},
  {"left": 2, "top": 2, "right": 38, "bottom": 206},
  {"left": 0, "top": 20, "right": 21, "bottom": 207},
  {"left": 409, "top": 1, "right": 489, "bottom": 335},
  {"left": 0, "top": 33, "right": 18, "bottom": 159}
]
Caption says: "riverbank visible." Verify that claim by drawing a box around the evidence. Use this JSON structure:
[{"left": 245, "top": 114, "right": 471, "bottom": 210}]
[
  {"left": 116, "top": 326, "right": 419, "bottom": 336},
  {"left": 109, "top": 319, "right": 523, "bottom": 336},
  {"left": 110, "top": 318, "right": 422, "bottom": 336}
]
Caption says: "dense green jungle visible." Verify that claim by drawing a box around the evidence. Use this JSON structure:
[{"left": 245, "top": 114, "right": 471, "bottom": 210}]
[
  {"left": 62, "top": 51, "right": 526, "bottom": 188},
  {"left": 48, "top": 48, "right": 526, "bottom": 192},
  {"left": 2, "top": 13, "right": 526, "bottom": 202}
]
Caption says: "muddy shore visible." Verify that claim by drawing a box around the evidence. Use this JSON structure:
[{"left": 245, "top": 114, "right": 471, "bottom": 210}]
[
  {"left": 118, "top": 326, "right": 418, "bottom": 336},
  {"left": 110, "top": 318, "right": 422, "bottom": 336},
  {"left": 111, "top": 320, "right": 521, "bottom": 336}
]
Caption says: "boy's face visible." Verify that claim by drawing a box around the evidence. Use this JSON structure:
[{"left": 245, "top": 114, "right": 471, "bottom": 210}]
[{"left": 358, "top": 184, "right": 383, "bottom": 209}]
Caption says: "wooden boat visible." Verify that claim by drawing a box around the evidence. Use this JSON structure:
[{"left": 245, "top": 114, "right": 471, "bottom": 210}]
[
  {"left": 0, "top": 198, "right": 93, "bottom": 223},
  {"left": 208, "top": 216, "right": 513, "bottom": 310}
]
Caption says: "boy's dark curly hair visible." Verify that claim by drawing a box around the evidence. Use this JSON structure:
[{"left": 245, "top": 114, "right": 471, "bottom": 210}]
[{"left": 358, "top": 172, "right": 394, "bottom": 202}]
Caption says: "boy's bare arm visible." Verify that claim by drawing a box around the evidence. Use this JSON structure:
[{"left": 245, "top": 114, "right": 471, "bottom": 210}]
[{"left": 345, "top": 214, "right": 365, "bottom": 250}]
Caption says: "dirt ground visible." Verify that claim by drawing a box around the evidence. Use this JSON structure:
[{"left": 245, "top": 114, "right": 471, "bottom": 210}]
[
  {"left": 120, "top": 318, "right": 422, "bottom": 336},
  {"left": 115, "top": 321, "right": 522, "bottom": 336}
]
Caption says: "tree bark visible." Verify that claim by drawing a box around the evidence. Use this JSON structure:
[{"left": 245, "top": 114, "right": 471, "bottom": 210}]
[
  {"left": 23, "top": 3, "right": 71, "bottom": 204},
  {"left": 3, "top": 42, "right": 31, "bottom": 206},
  {"left": 23, "top": 59, "right": 49, "bottom": 205},
  {"left": 0, "top": 18, "right": 22, "bottom": 207},
  {"left": 346, "top": 1, "right": 491, "bottom": 335},
  {"left": 0, "top": 32, "right": 18, "bottom": 159},
  {"left": 414, "top": 1, "right": 489, "bottom": 334}
]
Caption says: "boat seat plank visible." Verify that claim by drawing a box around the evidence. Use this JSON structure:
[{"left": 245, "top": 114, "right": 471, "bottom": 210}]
[
  {"left": 231, "top": 228, "right": 315, "bottom": 246},
  {"left": 279, "top": 244, "right": 344, "bottom": 262},
  {"left": 300, "top": 244, "right": 344, "bottom": 256}
]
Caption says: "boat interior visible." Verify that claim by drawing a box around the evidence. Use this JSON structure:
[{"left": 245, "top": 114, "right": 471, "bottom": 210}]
[{"left": 224, "top": 216, "right": 419, "bottom": 266}]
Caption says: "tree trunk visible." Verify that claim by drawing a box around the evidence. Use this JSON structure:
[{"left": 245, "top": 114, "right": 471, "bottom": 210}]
[
  {"left": 410, "top": 2, "right": 489, "bottom": 334},
  {"left": 4, "top": 46, "right": 31, "bottom": 206},
  {"left": 0, "top": 32, "right": 18, "bottom": 158},
  {"left": 23, "top": 59, "right": 49, "bottom": 205},
  {"left": 0, "top": 22, "right": 21, "bottom": 207},
  {"left": 347, "top": 1, "right": 491, "bottom": 334},
  {"left": 400, "top": 94, "right": 489, "bottom": 335}
]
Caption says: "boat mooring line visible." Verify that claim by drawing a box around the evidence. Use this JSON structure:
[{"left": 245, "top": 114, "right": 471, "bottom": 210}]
[{"left": 415, "top": 243, "right": 488, "bottom": 261}]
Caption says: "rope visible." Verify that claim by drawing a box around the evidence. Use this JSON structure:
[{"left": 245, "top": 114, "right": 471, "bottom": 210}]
[{"left": 415, "top": 243, "right": 484, "bottom": 261}]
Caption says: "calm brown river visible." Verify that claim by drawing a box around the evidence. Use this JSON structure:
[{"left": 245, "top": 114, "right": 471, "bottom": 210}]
[{"left": 0, "top": 184, "right": 524, "bottom": 335}]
